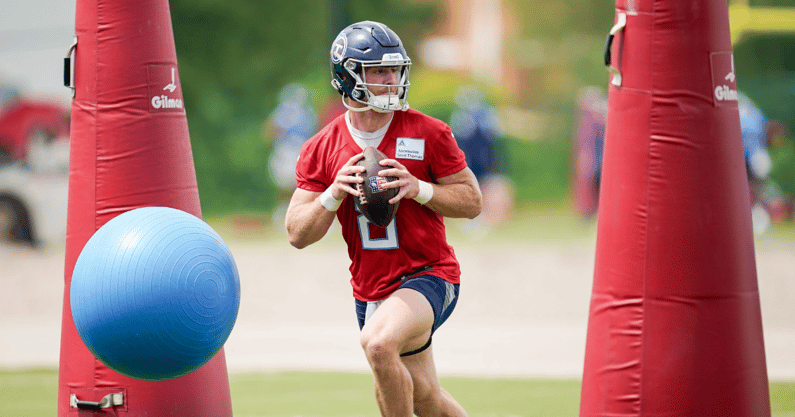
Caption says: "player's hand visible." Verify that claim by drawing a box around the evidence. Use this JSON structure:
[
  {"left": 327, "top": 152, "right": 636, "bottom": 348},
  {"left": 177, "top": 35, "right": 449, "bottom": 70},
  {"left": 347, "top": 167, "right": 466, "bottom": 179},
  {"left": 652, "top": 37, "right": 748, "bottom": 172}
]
[
  {"left": 377, "top": 158, "right": 419, "bottom": 204},
  {"left": 330, "top": 153, "right": 366, "bottom": 200}
]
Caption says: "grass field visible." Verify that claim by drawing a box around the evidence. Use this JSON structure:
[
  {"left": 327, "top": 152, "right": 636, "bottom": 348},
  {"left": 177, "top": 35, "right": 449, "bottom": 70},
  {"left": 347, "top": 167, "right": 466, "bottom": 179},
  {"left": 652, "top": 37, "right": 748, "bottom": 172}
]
[{"left": 1, "top": 368, "right": 792, "bottom": 416}]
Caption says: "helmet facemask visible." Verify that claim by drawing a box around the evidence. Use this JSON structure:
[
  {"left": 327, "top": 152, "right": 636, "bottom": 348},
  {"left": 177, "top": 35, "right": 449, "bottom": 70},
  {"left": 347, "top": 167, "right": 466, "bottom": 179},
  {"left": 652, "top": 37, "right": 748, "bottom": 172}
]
[{"left": 340, "top": 57, "right": 411, "bottom": 113}]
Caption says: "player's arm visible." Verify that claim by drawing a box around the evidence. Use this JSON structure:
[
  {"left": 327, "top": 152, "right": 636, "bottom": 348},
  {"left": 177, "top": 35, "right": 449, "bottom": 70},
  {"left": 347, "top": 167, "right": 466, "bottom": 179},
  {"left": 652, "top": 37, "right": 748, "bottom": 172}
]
[
  {"left": 284, "top": 189, "right": 335, "bottom": 249},
  {"left": 428, "top": 166, "right": 482, "bottom": 218},
  {"left": 379, "top": 160, "right": 482, "bottom": 219},
  {"left": 285, "top": 153, "right": 365, "bottom": 249}
]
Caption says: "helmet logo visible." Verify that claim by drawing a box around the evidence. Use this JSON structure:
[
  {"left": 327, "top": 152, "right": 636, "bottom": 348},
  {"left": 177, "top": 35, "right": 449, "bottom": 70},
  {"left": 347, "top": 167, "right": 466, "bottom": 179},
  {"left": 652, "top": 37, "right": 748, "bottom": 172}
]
[
  {"left": 381, "top": 53, "right": 404, "bottom": 64},
  {"left": 331, "top": 34, "right": 347, "bottom": 63}
]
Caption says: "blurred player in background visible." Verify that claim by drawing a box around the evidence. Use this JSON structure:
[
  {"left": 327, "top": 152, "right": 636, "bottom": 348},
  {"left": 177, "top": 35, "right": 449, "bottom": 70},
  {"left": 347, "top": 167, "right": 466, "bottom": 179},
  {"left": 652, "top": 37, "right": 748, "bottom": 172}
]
[
  {"left": 449, "top": 85, "right": 514, "bottom": 227},
  {"left": 285, "top": 21, "right": 480, "bottom": 416},
  {"left": 572, "top": 87, "right": 792, "bottom": 234},
  {"left": 738, "top": 91, "right": 794, "bottom": 232},
  {"left": 571, "top": 87, "right": 607, "bottom": 219},
  {"left": 737, "top": 91, "right": 774, "bottom": 233},
  {"left": 263, "top": 82, "right": 318, "bottom": 228}
]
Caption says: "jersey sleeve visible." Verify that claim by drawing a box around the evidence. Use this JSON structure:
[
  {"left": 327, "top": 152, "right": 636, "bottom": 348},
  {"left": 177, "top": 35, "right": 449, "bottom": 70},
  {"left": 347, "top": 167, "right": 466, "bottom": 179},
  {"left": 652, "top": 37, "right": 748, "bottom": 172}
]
[
  {"left": 295, "top": 136, "right": 329, "bottom": 192},
  {"left": 429, "top": 121, "right": 468, "bottom": 180}
]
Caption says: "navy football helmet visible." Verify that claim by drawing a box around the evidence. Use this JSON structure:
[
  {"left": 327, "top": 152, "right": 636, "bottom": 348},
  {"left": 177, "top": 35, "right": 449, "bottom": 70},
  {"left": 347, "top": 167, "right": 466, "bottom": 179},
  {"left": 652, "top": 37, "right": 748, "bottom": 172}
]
[{"left": 330, "top": 21, "right": 411, "bottom": 113}]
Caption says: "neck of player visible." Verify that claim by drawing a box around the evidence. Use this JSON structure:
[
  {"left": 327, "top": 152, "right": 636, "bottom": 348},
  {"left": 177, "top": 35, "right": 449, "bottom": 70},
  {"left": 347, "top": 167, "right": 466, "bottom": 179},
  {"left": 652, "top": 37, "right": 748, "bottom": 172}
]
[{"left": 347, "top": 101, "right": 393, "bottom": 133}]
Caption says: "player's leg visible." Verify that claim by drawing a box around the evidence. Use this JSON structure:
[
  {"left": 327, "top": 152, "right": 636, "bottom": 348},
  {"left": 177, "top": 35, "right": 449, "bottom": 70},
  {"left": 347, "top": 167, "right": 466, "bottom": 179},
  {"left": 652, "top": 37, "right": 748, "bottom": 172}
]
[
  {"left": 402, "top": 346, "right": 467, "bottom": 416},
  {"left": 359, "top": 288, "right": 435, "bottom": 416},
  {"left": 399, "top": 275, "right": 466, "bottom": 416}
]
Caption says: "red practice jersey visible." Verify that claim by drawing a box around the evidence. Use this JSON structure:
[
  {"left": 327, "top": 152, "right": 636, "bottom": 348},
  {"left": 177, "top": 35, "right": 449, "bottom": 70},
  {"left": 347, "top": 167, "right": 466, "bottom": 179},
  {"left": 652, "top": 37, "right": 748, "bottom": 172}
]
[{"left": 296, "top": 109, "right": 468, "bottom": 301}]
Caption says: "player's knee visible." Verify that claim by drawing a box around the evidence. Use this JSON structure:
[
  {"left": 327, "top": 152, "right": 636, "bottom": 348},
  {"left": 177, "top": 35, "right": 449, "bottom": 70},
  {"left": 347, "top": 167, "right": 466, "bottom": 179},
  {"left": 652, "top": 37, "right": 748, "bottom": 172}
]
[{"left": 360, "top": 332, "right": 397, "bottom": 368}]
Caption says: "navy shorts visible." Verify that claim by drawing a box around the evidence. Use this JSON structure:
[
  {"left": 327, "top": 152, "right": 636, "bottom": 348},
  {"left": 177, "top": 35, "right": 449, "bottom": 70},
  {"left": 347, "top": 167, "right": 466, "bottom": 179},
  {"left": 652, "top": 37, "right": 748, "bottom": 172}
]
[{"left": 355, "top": 274, "right": 460, "bottom": 334}]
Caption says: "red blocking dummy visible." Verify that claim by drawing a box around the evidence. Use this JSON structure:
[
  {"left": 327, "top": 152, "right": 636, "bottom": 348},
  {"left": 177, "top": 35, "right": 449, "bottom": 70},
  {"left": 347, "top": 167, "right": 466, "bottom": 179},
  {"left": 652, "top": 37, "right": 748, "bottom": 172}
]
[
  {"left": 580, "top": 0, "right": 770, "bottom": 416},
  {"left": 57, "top": 0, "right": 233, "bottom": 415}
]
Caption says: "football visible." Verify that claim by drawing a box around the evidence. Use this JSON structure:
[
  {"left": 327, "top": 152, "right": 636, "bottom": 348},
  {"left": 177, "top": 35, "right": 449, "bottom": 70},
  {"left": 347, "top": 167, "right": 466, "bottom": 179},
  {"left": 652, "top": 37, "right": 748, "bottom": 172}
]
[{"left": 354, "top": 146, "right": 400, "bottom": 228}]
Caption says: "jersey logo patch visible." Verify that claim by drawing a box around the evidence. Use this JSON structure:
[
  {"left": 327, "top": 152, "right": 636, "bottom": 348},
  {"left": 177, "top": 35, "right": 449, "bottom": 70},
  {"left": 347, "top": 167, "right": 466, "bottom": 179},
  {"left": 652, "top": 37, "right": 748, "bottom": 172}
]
[
  {"left": 395, "top": 138, "right": 424, "bottom": 160},
  {"left": 369, "top": 176, "right": 389, "bottom": 193}
]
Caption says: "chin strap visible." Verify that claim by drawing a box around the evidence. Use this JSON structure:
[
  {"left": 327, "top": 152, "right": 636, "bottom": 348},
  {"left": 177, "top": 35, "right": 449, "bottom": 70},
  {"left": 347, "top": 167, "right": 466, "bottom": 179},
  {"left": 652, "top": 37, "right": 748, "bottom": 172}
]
[
  {"left": 342, "top": 96, "right": 371, "bottom": 112},
  {"left": 341, "top": 93, "right": 408, "bottom": 113}
]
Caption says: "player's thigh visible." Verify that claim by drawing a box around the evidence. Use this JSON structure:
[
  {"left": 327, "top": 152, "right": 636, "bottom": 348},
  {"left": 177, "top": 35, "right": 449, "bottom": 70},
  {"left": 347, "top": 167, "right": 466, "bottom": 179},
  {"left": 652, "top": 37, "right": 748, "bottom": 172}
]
[{"left": 360, "top": 288, "right": 434, "bottom": 353}]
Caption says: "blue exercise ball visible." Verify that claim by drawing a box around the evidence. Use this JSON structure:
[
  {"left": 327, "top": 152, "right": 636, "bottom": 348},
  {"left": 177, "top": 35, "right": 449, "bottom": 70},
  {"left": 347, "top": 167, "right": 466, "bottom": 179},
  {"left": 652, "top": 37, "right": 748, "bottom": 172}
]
[{"left": 70, "top": 206, "right": 240, "bottom": 381}]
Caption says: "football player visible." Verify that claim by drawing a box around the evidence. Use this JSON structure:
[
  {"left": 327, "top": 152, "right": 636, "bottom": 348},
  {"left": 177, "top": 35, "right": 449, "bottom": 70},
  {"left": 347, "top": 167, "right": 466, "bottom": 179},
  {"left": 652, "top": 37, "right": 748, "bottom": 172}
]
[{"left": 285, "top": 20, "right": 481, "bottom": 416}]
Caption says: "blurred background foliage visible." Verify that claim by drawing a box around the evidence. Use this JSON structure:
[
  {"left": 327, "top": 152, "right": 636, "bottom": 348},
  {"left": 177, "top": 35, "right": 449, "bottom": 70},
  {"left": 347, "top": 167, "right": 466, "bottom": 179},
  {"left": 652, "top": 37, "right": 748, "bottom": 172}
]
[
  {"left": 170, "top": 0, "right": 443, "bottom": 216},
  {"left": 168, "top": 0, "right": 795, "bottom": 217}
]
